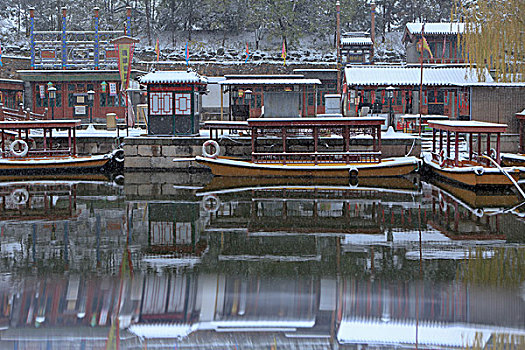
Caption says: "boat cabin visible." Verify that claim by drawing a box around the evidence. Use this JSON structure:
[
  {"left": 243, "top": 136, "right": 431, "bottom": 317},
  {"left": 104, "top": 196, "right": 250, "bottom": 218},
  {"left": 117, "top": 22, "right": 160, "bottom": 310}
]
[
  {"left": 248, "top": 117, "right": 384, "bottom": 164},
  {"left": 428, "top": 120, "right": 507, "bottom": 167},
  {"left": 0, "top": 120, "right": 80, "bottom": 158}
]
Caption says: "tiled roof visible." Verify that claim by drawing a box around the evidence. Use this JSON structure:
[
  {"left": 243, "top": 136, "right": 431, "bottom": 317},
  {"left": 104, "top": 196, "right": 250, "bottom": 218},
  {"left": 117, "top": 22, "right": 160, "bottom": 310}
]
[
  {"left": 344, "top": 66, "right": 493, "bottom": 86},
  {"left": 341, "top": 37, "right": 373, "bottom": 46},
  {"left": 219, "top": 78, "right": 321, "bottom": 86},
  {"left": 406, "top": 23, "right": 465, "bottom": 35},
  {"left": 139, "top": 70, "right": 207, "bottom": 84}
]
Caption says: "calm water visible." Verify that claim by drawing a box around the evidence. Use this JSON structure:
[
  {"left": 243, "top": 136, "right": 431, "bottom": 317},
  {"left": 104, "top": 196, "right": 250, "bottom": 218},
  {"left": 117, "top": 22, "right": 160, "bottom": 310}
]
[{"left": 0, "top": 175, "right": 524, "bottom": 349}]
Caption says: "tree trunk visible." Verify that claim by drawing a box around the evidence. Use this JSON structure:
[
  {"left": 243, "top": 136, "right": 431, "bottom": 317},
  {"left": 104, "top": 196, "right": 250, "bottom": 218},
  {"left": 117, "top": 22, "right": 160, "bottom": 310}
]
[{"left": 144, "top": 0, "right": 152, "bottom": 45}]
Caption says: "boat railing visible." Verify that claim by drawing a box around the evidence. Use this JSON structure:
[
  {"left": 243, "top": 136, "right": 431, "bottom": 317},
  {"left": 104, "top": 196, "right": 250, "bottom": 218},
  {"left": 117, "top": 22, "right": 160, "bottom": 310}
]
[
  {"left": 0, "top": 106, "right": 47, "bottom": 121},
  {"left": 253, "top": 151, "right": 381, "bottom": 164}
]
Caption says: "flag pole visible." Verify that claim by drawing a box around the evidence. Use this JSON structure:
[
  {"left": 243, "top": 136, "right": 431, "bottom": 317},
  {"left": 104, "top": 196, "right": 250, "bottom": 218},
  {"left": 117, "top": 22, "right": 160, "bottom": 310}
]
[{"left": 418, "top": 24, "right": 425, "bottom": 137}]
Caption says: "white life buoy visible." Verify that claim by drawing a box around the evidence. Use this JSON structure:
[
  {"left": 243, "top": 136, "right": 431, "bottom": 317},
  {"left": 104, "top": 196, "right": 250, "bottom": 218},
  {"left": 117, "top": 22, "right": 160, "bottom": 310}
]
[
  {"left": 202, "top": 194, "right": 221, "bottom": 212},
  {"left": 11, "top": 188, "right": 29, "bottom": 205},
  {"left": 474, "top": 167, "right": 484, "bottom": 176},
  {"left": 114, "top": 149, "right": 125, "bottom": 163},
  {"left": 9, "top": 139, "right": 29, "bottom": 157},
  {"left": 202, "top": 140, "right": 220, "bottom": 159},
  {"left": 349, "top": 167, "right": 359, "bottom": 178},
  {"left": 490, "top": 148, "right": 497, "bottom": 159}
]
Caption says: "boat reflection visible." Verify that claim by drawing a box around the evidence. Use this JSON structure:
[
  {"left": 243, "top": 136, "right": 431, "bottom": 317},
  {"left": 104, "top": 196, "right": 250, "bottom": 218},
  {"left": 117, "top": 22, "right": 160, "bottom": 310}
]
[
  {"left": 0, "top": 176, "right": 523, "bottom": 348},
  {"left": 0, "top": 271, "right": 523, "bottom": 348}
]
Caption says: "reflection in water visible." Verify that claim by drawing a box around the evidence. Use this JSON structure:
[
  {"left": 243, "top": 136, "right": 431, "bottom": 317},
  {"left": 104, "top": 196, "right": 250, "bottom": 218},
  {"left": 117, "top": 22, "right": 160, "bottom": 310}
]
[{"left": 0, "top": 177, "right": 523, "bottom": 349}]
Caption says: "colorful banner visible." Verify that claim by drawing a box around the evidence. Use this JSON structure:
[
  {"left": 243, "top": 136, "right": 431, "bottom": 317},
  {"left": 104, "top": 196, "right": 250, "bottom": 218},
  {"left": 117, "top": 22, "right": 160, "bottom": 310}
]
[
  {"left": 0, "top": 41, "right": 2, "bottom": 67},
  {"left": 245, "top": 43, "right": 250, "bottom": 63},
  {"left": 117, "top": 43, "right": 132, "bottom": 90},
  {"left": 155, "top": 38, "right": 160, "bottom": 62},
  {"left": 281, "top": 39, "right": 287, "bottom": 66},
  {"left": 185, "top": 42, "right": 190, "bottom": 66}
]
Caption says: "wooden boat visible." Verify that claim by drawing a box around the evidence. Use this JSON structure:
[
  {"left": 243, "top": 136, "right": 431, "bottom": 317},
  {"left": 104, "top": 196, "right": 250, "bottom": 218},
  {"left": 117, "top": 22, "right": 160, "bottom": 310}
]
[
  {"left": 196, "top": 117, "right": 420, "bottom": 178},
  {"left": 0, "top": 120, "right": 123, "bottom": 174},
  {"left": 422, "top": 120, "right": 521, "bottom": 187}
]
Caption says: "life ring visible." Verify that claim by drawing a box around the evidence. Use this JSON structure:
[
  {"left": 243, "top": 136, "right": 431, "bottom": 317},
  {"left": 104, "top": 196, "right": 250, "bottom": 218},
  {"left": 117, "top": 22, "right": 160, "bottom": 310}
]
[
  {"left": 11, "top": 188, "right": 29, "bottom": 205},
  {"left": 349, "top": 167, "right": 359, "bottom": 178},
  {"left": 202, "top": 194, "right": 221, "bottom": 212},
  {"left": 489, "top": 148, "right": 497, "bottom": 159},
  {"left": 114, "top": 149, "right": 125, "bottom": 163},
  {"left": 9, "top": 139, "right": 29, "bottom": 157},
  {"left": 474, "top": 167, "right": 484, "bottom": 176},
  {"left": 202, "top": 140, "right": 220, "bottom": 159}
]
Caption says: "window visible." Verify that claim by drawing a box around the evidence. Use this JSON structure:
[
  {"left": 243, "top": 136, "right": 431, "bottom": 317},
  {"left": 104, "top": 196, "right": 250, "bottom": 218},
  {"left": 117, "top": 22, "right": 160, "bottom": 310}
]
[{"left": 149, "top": 92, "right": 173, "bottom": 115}]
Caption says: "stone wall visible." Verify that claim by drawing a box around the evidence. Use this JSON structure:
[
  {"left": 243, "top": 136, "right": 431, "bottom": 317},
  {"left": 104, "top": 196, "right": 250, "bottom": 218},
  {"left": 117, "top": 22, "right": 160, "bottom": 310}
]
[{"left": 123, "top": 134, "right": 420, "bottom": 171}]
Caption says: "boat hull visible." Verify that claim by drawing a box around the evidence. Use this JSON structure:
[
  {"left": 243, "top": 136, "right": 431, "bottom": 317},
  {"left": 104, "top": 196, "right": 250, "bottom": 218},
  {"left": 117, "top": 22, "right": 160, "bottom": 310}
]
[
  {"left": 195, "top": 156, "right": 420, "bottom": 178},
  {"left": 422, "top": 155, "right": 520, "bottom": 187},
  {"left": 0, "top": 149, "right": 123, "bottom": 175}
]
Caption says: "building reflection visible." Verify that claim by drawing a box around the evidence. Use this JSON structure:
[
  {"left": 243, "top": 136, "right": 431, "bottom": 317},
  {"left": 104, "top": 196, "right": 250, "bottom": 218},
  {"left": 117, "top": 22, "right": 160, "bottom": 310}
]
[
  {"left": 0, "top": 271, "right": 523, "bottom": 348},
  {"left": 0, "top": 177, "right": 523, "bottom": 348}
]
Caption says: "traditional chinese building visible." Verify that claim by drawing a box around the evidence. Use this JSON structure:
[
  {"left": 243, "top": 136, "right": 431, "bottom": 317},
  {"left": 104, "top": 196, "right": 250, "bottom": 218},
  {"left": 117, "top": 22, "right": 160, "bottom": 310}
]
[
  {"left": 340, "top": 33, "right": 374, "bottom": 65},
  {"left": 17, "top": 7, "right": 139, "bottom": 122},
  {"left": 218, "top": 75, "right": 322, "bottom": 120},
  {"left": 0, "top": 78, "right": 24, "bottom": 110},
  {"left": 403, "top": 23, "right": 465, "bottom": 64},
  {"left": 139, "top": 70, "right": 208, "bottom": 135},
  {"left": 342, "top": 66, "right": 493, "bottom": 119},
  {"left": 18, "top": 70, "right": 142, "bottom": 121}
]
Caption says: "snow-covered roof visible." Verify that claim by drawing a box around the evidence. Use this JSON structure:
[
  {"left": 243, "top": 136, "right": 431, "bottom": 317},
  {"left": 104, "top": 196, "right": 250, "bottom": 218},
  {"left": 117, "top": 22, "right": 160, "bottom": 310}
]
[
  {"left": 336, "top": 318, "right": 523, "bottom": 347},
  {"left": 220, "top": 78, "right": 321, "bottom": 86},
  {"left": 129, "top": 323, "right": 196, "bottom": 339},
  {"left": 406, "top": 22, "right": 465, "bottom": 35},
  {"left": 341, "top": 37, "right": 373, "bottom": 46},
  {"left": 344, "top": 66, "right": 493, "bottom": 86},
  {"left": 139, "top": 70, "right": 207, "bottom": 84}
]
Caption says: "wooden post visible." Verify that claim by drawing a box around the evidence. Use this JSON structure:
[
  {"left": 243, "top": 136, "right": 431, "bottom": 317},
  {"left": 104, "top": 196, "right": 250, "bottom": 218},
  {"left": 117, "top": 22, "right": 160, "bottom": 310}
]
[
  {"left": 454, "top": 131, "right": 459, "bottom": 166},
  {"left": 439, "top": 130, "right": 443, "bottom": 152},
  {"left": 477, "top": 133, "right": 482, "bottom": 161},
  {"left": 220, "top": 85, "right": 224, "bottom": 121},
  {"left": 282, "top": 127, "right": 287, "bottom": 164},
  {"left": 251, "top": 126, "right": 256, "bottom": 162},
  {"left": 377, "top": 125, "right": 381, "bottom": 158},
  {"left": 432, "top": 128, "right": 436, "bottom": 153},
  {"left": 520, "top": 120, "right": 525, "bottom": 153},
  {"left": 469, "top": 132, "right": 473, "bottom": 161},
  {"left": 0, "top": 103, "right": 3, "bottom": 121},
  {"left": 486, "top": 132, "right": 491, "bottom": 165},
  {"left": 446, "top": 131, "right": 451, "bottom": 158},
  {"left": 313, "top": 126, "right": 318, "bottom": 164},
  {"left": 496, "top": 133, "right": 501, "bottom": 164}
]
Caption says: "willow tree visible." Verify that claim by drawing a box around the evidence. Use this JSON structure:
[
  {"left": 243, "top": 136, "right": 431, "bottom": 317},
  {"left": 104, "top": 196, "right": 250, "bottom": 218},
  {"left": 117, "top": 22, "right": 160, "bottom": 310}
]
[{"left": 458, "top": 0, "right": 525, "bottom": 82}]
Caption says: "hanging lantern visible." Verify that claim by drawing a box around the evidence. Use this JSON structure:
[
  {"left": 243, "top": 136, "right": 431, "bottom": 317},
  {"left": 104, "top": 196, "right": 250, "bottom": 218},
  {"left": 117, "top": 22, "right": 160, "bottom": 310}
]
[{"left": 101, "top": 81, "right": 107, "bottom": 93}]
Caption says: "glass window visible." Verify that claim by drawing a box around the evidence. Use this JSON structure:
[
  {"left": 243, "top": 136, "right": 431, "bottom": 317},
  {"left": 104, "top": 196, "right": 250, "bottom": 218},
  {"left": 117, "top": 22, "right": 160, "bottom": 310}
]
[
  {"left": 55, "top": 93, "right": 62, "bottom": 107},
  {"left": 436, "top": 90, "right": 444, "bottom": 103},
  {"left": 100, "top": 93, "right": 107, "bottom": 107},
  {"left": 68, "top": 84, "right": 75, "bottom": 91},
  {"left": 68, "top": 93, "right": 75, "bottom": 107}
]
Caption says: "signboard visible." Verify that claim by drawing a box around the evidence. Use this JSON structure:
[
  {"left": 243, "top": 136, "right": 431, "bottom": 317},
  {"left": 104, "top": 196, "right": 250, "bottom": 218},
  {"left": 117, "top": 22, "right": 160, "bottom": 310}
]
[
  {"left": 41, "top": 50, "right": 56, "bottom": 59},
  {"left": 39, "top": 85, "right": 45, "bottom": 99},
  {"left": 74, "top": 105, "right": 86, "bottom": 115},
  {"left": 109, "top": 82, "right": 117, "bottom": 96}
]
